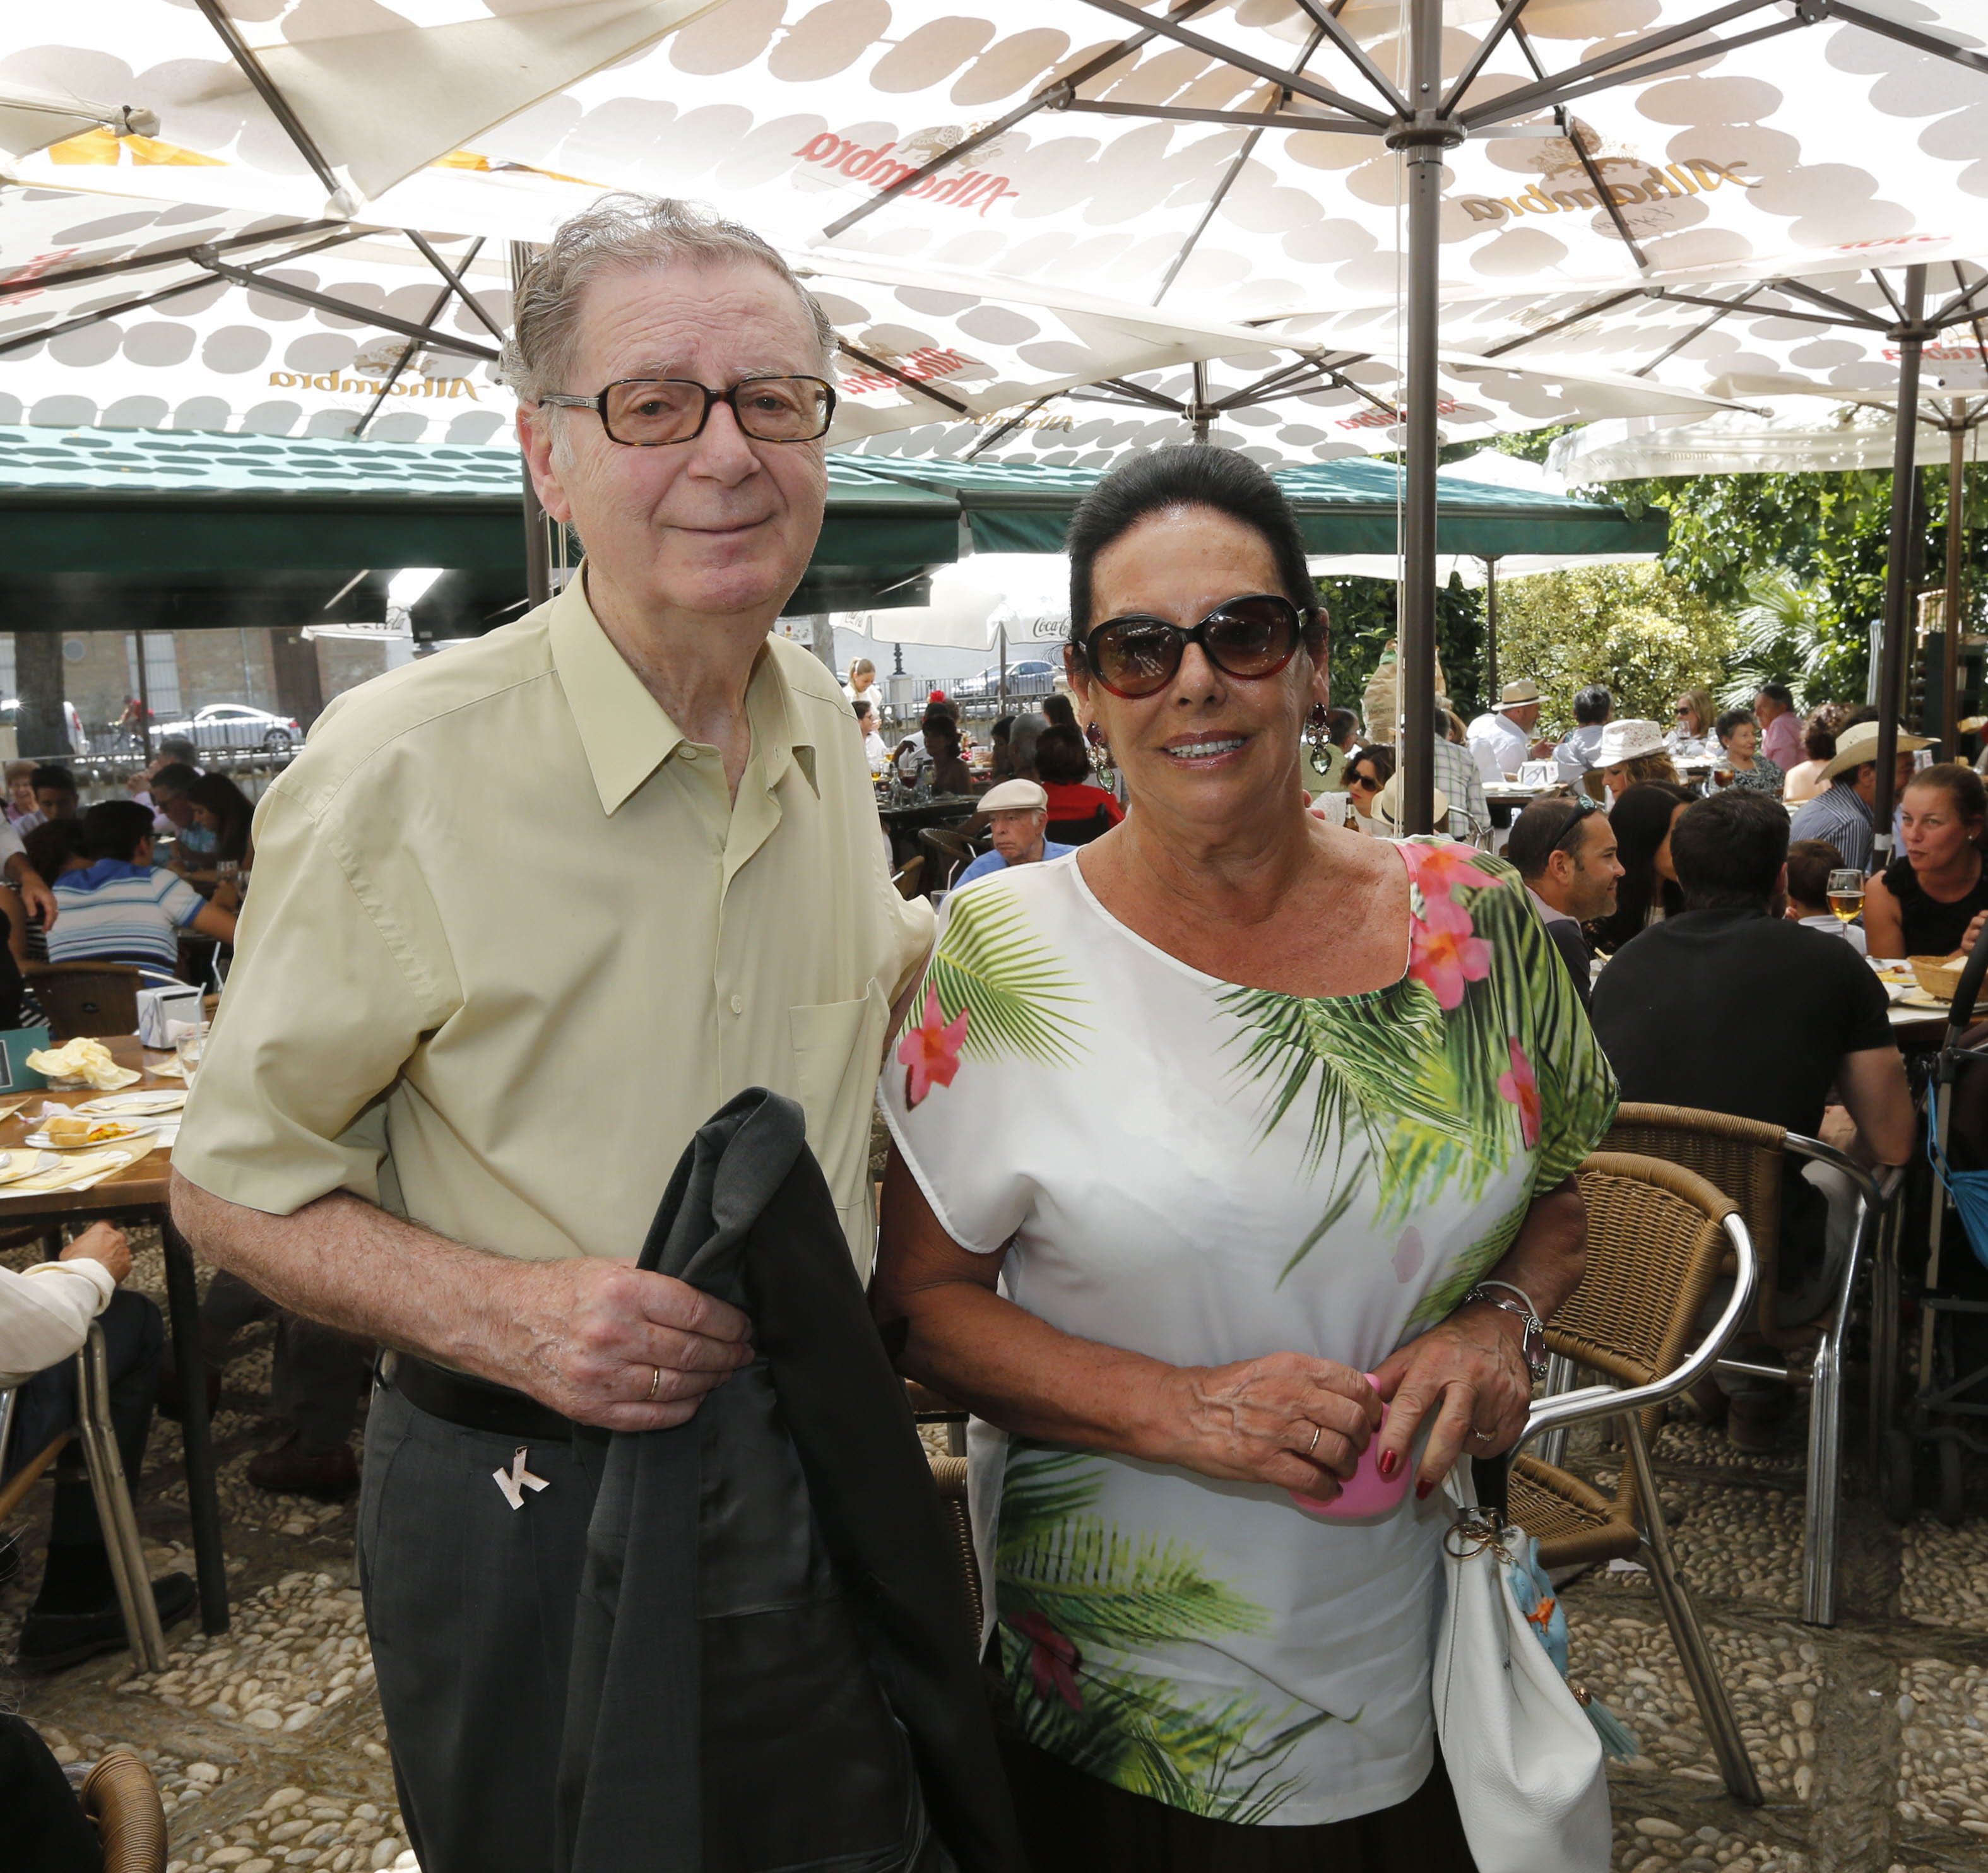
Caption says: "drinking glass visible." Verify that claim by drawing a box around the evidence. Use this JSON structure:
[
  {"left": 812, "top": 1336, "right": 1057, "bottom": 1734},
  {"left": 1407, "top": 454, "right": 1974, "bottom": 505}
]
[
  {"left": 1826, "top": 868, "right": 1864, "bottom": 926},
  {"left": 175, "top": 1029, "right": 204, "bottom": 1085}
]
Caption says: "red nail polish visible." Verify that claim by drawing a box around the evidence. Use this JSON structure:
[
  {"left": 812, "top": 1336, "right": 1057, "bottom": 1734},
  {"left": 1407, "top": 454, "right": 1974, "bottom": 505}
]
[
  {"left": 1416, "top": 1479, "right": 1432, "bottom": 1501},
  {"left": 1378, "top": 1450, "right": 1398, "bottom": 1479}
]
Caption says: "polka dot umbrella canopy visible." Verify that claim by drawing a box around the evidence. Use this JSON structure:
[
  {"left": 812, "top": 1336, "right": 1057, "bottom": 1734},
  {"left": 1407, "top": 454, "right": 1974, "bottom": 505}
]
[{"left": 6, "top": 0, "right": 1988, "bottom": 829}]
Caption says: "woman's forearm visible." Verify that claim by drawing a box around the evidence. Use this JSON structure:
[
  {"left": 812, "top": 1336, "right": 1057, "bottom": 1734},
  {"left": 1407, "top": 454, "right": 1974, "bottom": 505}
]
[
  {"left": 892, "top": 1274, "right": 1181, "bottom": 1456},
  {"left": 1478, "top": 1179, "right": 1587, "bottom": 1322}
]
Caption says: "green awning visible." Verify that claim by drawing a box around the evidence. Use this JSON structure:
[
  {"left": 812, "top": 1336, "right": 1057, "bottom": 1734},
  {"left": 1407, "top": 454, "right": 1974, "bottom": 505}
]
[{"left": 851, "top": 452, "right": 1667, "bottom": 557}]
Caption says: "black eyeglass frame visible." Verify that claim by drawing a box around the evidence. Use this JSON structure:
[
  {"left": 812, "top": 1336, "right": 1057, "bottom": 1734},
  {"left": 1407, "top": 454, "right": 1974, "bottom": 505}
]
[
  {"left": 535, "top": 375, "right": 838, "bottom": 446},
  {"left": 1078, "top": 593, "right": 1313, "bottom": 700},
  {"left": 1548, "top": 791, "right": 1606, "bottom": 855}
]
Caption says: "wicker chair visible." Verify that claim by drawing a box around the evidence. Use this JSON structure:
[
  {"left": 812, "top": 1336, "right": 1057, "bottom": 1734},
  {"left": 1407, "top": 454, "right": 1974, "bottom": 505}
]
[
  {"left": 918, "top": 827, "right": 980, "bottom": 893},
  {"left": 1515, "top": 1150, "right": 1765, "bottom": 1807},
  {"left": 927, "top": 1454, "right": 981, "bottom": 1648},
  {"left": 890, "top": 854, "right": 925, "bottom": 901},
  {"left": 80, "top": 1751, "right": 169, "bottom": 1873},
  {"left": 1600, "top": 1102, "right": 1898, "bottom": 1625},
  {"left": 23, "top": 961, "right": 143, "bottom": 1042}
]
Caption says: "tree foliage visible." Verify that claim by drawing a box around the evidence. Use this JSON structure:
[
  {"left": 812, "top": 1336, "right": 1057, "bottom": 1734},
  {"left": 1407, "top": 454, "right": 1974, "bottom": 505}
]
[{"left": 1494, "top": 564, "right": 1737, "bottom": 726}]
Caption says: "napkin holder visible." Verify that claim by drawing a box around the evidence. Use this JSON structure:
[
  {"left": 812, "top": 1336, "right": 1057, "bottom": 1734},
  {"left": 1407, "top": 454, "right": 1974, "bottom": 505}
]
[
  {"left": 138, "top": 985, "right": 204, "bottom": 1049},
  {"left": 0, "top": 1027, "right": 51, "bottom": 1092},
  {"left": 1518, "top": 760, "right": 1558, "bottom": 787}
]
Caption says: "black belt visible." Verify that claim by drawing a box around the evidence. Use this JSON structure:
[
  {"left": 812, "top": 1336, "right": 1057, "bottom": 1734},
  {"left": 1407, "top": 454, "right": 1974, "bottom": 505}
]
[{"left": 377, "top": 1349, "right": 576, "bottom": 1443}]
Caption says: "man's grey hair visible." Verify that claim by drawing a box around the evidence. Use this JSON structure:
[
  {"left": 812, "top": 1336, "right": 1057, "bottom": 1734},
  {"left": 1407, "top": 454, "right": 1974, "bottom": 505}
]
[{"left": 501, "top": 193, "right": 837, "bottom": 406}]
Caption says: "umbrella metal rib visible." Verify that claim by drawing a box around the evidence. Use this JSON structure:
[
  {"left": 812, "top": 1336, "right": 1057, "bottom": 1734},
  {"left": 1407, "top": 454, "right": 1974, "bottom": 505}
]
[
  {"left": 405, "top": 231, "right": 507, "bottom": 346},
  {"left": 0, "top": 218, "right": 340, "bottom": 301},
  {"left": 189, "top": 0, "right": 340, "bottom": 201},
  {"left": 192, "top": 251, "right": 502, "bottom": 365}
]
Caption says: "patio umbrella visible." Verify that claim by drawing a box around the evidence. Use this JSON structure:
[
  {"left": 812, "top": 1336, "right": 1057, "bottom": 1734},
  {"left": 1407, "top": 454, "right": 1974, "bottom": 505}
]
[{"left": 11, "top": 1, "right": 1988, "bottom": 827}]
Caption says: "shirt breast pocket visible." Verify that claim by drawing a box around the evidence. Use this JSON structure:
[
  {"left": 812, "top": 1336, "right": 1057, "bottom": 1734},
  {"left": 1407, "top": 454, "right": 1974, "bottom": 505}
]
[{"left": 789, "top": 980, "right": 889, "bottom": 1271}]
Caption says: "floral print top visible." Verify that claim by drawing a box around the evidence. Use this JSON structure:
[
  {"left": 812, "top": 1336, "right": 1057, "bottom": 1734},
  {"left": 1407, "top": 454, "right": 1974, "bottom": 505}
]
[{"left": 880, "top": 839, "right": 1617, "bottom": 1827}]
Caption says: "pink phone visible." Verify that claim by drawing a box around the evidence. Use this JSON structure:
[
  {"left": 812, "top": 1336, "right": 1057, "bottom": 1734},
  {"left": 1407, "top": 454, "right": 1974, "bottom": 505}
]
[{"left": 1289, "top": 1374, "right": 1412, "bottom": 1521}]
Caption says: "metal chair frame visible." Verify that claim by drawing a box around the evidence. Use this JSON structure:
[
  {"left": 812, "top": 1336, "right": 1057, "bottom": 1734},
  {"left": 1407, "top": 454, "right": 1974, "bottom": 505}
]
[
  {"left": 0, "top": 1321, "right": 168, "bottom": 1672},
  {"left": 1518, "top": 1154, "right": 1763, "bottom": 1807},
  {"left": 1600, "top": 1104, "right": 1901, "bottom": 1624}
]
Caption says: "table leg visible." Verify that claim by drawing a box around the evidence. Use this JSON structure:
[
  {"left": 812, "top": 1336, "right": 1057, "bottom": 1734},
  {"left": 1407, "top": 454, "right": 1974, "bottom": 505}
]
[{"left": 162, "top": 1217, "right": 229, "bottom": 1634}]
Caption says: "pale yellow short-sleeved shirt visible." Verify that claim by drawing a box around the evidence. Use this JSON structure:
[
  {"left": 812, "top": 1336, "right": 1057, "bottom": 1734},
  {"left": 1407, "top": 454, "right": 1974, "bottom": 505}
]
[{"left": 173, "top": 575, "right": 933, "bottom": 1273}]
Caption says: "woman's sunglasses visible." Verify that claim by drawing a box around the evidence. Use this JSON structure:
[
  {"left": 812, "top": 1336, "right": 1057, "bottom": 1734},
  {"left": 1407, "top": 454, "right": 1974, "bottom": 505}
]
[
  {"left": 1079, "top": 593, "right": 1309, "bottom": 700},
  {"left": 1349, "top": 768, "right": 1383, "bottom": 793}
]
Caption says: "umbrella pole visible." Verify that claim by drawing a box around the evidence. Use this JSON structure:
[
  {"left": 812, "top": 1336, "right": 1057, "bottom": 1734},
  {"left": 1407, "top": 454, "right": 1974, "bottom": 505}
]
[
  {"left": 1483, "top": 557, "right": 1498, "bottom": 705},
  {"left": 997, "top": 621, "right": 1008, "bottom": 714},
  {"left": 1945, "top": 413, "right": 1965, "bottom": 755},
  {"left": 1873, "top": 265, "right": 1929, "bottom": 867},
  {"left": 1387, "top": 0, "right": 1457, "bottom": 839}
]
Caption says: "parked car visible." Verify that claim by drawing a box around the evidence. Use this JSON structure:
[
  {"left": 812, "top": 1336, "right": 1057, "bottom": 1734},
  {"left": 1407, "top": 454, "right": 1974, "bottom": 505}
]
[
  {"left": 152, "top": 702, "right": 303, "bottom": 753},
  {"left": 950, "top": 658, "right": 1058, "bottom": 701}
]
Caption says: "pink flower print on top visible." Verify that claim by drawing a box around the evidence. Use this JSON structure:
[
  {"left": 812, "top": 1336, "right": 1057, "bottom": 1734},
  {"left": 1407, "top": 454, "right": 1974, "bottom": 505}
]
[
  {"left": 1498, "top": 1037, "right": 1542, "bottom": 1148},
  {"left": 1407, "top": 898, "right": 1493, "bottom": 1011},
  {"left": 1006, "top": 1611, "right": 1084, "bottom": 1710},
  {"left": 897, "top": 988, "right": 969, "bottom": 1107},
  {"left": 1392, "top": 1227, "right": 1424, "bottom": 1283},
  {"left": 1398, "top": 840, "right": 1489, "bottom": 905}
]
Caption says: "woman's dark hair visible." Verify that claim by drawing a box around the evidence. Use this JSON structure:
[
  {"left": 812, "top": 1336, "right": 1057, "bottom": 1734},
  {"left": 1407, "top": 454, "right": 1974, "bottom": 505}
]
[
  {"left": 1592, "top": 781, "right": 1696, "bottom": 953},
  {"left": 187, "top": 772, "right": 255, "bottom": 863},
  {"left": 1064, "top": 446, "right": 1321, "bottom": 643},
  {"left": 24, "top": 817, "right": 85, "bottom": 885},
  {"left": 1347, "top": 743, "right": 1395, "bottom": 796},
  {"left": 1671, "top": 791, "right": 1789, "bottom": 911},
  {"left": 991, "top": 715, "right": 1015, "bottom": 743},
  {"left": 1035, "top": 725, "right": 1094, "bottom": 786},
  {"left": 921, "top": 713, "right": 961, "bottom": 751},
  {"left": 1572, "top": 685, "right": 1612, "bottom": 727},
  {"left": 1802, "top": 707, "right": 1842, "bottom": 763},
  {"left": 1715, "top": 707, "right": 1754, "bottom": 743},
  {"left": 81, "top": 800, "right": 155, "bottom": 864},
  {"left": 1041, "top": 692, "right": 1077, "bottom": 730},
  {"left": 1903, "top": 761, "right": 1988, "bottom": 842}
]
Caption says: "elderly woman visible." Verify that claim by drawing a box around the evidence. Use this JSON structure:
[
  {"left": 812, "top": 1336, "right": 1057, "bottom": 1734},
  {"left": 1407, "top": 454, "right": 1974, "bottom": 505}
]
[
  {"left": 874, "top": 448, "right": 1618, "bottom": 1869},
  {"left": 1711, "top": 709, "right": 1783, "bottom": 797},
  {"left": 1667, "top": 687, "right": 1715, "bottom": 760},
  {"left": 1863, "top": 762, "right": 1988, "bottom": 959}
]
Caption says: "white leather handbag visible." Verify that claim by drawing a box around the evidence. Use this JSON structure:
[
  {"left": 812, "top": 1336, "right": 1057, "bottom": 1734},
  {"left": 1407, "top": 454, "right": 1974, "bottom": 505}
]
[{"left": 1432, "top": 1473, "right": 1611, "bottom": 1873}]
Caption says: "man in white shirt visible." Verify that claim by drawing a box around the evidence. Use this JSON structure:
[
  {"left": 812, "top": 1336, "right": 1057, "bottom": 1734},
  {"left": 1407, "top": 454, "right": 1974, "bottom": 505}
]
[
  {"left": 1467, "top": 678, "right": 1553, "bottom": 783},
  {"left": 853, "top": 696, "right": 889, "bottom": 767},
  {"left": 1, "top": 1222, "right": 196, "bottom": 1669}
]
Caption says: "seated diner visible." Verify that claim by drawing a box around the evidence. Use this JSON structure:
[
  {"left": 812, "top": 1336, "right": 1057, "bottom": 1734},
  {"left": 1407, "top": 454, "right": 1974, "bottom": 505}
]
[
  {"left": 50, "top": 800, "right": 237, "bottom": 978},
  {"left": 1861, "top": 762, "right": 1988, "bottom": 960}
]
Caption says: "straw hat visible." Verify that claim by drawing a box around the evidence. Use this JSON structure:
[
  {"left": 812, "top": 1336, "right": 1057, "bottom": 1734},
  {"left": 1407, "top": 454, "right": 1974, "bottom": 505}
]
[
  {"left": 1373, "top": 771, "right": 1448, "bottom": 834},
  {"left": 1498, "top": 678, "right": 1541, "bottom": 706},
  {"left": 1594, "top": 718, "right": 1666, "bottom": 767},
  {"left": 979, "top": 779, "right": 1048, "bottom": 813},
  {"left": 1819, "top": 719, "right": 1932, "bottom": 782}
]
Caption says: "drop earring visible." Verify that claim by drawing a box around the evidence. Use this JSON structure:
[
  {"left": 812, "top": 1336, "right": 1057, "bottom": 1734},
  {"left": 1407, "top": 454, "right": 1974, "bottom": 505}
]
[
  {"left": 1085, "top": 719, "right": 1115, "bottom": 785},
  {"left": 1305, "top": 701, "right": 1332, "bottom": 759}
]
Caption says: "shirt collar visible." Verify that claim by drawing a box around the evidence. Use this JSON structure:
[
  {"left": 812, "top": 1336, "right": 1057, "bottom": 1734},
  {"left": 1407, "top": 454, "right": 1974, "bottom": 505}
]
[
  {"left": 1526, "top": 884, "right": 1576, "bottom": 928},
  {"left": 65, "top": 858, "right": 144, "bottom": 890},
  {"left": 550, "top": 569, "right": 817, "bottom": 815}
]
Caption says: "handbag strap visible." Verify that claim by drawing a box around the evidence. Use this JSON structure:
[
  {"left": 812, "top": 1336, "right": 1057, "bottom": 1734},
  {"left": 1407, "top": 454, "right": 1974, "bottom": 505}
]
[{"left": 1470, "top": 1453, "right": 1510, "bottom": 1522}]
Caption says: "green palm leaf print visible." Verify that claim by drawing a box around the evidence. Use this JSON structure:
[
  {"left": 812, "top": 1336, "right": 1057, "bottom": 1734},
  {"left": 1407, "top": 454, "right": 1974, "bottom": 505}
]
[{"left": 928, "top": 886, "right": 1091, "bottom": 1068}]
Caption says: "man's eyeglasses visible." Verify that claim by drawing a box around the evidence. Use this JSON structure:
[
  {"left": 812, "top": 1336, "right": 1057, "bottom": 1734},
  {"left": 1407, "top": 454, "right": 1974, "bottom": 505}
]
[
  {"left": 1550, "top": 791, "right": 1604, "bottom": 854},
  {"left": 536, "top": 375, "right": 836, "bottom": 447}
]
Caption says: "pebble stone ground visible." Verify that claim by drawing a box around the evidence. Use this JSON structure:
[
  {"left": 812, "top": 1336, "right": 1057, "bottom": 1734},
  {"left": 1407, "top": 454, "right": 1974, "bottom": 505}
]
[{"left": 5, "top": 1227, "right": 1988, "bottom": 1872}]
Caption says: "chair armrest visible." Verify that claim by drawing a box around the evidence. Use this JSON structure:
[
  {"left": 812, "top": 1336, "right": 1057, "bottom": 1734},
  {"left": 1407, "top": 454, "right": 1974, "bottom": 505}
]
[
  {"left": 1781, "top": 1132, "right": 1896, "bottom": 1208},
  {"left": 1519, "top": 1211, "right": 1758, "bottom": 1449}
]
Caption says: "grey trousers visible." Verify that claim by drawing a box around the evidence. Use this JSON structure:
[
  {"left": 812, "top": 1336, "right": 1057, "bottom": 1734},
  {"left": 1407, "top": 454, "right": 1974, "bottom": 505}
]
[{"left": 357, "top": 1376, "right": 607, "bottom": 1873}]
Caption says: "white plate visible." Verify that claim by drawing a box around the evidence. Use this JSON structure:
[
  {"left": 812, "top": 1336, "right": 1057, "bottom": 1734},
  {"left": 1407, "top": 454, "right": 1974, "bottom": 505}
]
[
  {"left": 23, "top": 1121, "right": 156, "bottom": 1152},
  {"left": 75, "top": 1090, "right": 187, "bottom": 1116}
]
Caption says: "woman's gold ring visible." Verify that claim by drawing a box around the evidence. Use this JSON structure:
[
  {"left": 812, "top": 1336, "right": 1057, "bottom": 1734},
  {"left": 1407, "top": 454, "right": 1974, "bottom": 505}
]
[
  {"left": 648, "top": 1366, "right": 664, "bottom": 1403},
  {"left": 1306, "top": 1424, "right": 1322, "bottom": 1458}
]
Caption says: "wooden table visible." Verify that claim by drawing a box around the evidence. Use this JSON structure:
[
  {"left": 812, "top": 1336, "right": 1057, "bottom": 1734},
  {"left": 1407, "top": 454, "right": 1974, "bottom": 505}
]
[{"left": 4, "top": 1037, "right": 228, "bottom": 1633}]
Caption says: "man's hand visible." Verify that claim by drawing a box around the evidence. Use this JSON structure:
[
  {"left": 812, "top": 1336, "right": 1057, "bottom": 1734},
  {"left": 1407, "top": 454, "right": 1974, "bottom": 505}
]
[
  {"left": 484, "top": 1256, "right": 754, "bottom": 1432},
  {"left": 62, "top": 1222, "right": 131, "bottom": 1287},
  {"left": 8, "top": 862, "right": 54, "bottom": 930}
]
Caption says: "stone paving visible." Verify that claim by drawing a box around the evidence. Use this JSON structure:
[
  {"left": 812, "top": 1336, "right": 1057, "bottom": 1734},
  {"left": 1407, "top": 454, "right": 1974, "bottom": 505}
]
[{"left": 5, "top": 1227, "right": 1988, "bottom": 1872}]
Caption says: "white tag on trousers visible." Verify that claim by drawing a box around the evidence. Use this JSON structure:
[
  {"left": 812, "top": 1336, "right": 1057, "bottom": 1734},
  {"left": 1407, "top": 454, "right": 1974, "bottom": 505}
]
[{"left": 493, "top": 1445, "right": 550, "bottom": 1511}]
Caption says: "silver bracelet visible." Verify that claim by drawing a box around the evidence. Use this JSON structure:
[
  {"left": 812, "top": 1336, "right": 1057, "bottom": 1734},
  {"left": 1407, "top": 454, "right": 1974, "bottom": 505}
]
[
  {"left": 1473, "top": 1278, "right": 1543, "bottom": 1322},
  {"left": 1461, "top": 1282, "right": 1547, "bottom": 1382}
]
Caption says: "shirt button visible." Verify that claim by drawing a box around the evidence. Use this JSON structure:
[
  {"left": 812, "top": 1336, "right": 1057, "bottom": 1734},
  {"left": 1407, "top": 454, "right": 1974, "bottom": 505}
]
[
  {"left": 680, "top": 746, "right": 698, "bottom": 762},
  {"left": 730, "top": 994, "right": 743, "bottom": 1015}
]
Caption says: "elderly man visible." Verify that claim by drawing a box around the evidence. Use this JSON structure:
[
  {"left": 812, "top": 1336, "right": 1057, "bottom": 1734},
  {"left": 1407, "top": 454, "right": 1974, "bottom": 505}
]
[
  {"left": 1787, "top": 719, "right": 1930, "bottom": 875},
  {"left": 1466, "top": 677, "right": 1553, "bottom": 783},
  {"left": 1507, "top": 795, "right": 1622, "bottom": 1010},
  {"left": 954, "top": 779, "right": 1074, "bottom": 888},
  {"left": 169, "top": 196, "right": 932, "bottom": 1873}
]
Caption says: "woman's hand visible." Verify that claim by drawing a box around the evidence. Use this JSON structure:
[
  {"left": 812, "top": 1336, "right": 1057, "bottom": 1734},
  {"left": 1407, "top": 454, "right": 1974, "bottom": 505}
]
[
  {"left": 1958, "top": 908, "right": 1988, "bottom": 959},
  {"left": 1147, "top": 1352, "right": 1381, "bottom": 1499},
  {"left": 1369, "top": 1301, "right": 1531, "bottom": 1499}
]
